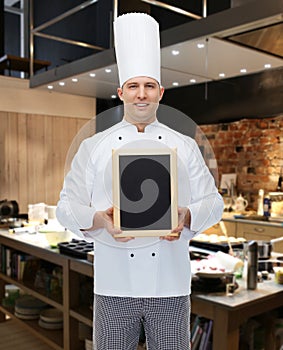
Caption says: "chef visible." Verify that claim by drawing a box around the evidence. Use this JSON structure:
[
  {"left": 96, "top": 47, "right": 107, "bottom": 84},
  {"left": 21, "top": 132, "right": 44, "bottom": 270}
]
[{"left": 56, "top": 12, "right": 224, "bottom": 350}]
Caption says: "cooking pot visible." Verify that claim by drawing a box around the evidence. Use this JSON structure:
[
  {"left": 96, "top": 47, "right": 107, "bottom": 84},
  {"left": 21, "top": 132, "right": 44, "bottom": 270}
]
[
  {"left": 257, "top": 241, "right": 272, "bottom": 259},
  {"left": 0, "top": 200, "right": 19, "bottom": 217},
  {"left": 245, "top": 237, "right": 283, "bottom": 260}
]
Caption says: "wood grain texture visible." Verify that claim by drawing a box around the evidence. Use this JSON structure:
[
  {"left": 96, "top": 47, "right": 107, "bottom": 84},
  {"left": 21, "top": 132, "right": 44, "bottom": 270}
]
[
  {"left": 0, "top": 111, "right": 90, "bottom": 213},
  {"left": 0, "top": 318, "right": 54, "bottom": 350},
  {"left": 0, "top": 319, "right": 146, "bottom": 349}
]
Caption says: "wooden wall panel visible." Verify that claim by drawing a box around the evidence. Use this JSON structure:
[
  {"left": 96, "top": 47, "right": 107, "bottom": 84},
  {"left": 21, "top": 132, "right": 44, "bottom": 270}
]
[
  {"left": 7, "top": 113, "right": 19, "bottom": 201},
  {"left": 17, "top": 113, "right": 28, "bottom": 211},
  {"left": 0, "top": 111, "right": 89, "bottom": 214},
  {"left": 0, "top": 112, "right": 9, "bottom": 200}
]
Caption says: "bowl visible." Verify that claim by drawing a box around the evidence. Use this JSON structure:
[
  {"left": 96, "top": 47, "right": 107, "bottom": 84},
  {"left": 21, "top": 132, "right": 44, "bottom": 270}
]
[{"left": 39, "top": 229, "right": 74, "bottom": 248}]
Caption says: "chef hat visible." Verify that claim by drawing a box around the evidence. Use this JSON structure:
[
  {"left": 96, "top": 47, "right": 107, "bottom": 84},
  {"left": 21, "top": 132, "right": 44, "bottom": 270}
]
[{"left": 114, "top": 13, "right": 161, "bottom": 87}]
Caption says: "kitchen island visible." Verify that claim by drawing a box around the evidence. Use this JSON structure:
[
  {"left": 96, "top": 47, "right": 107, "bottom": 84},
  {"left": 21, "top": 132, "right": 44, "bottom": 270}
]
[{"left": 191, "top": 277, "right": 283, "bottom": 350}]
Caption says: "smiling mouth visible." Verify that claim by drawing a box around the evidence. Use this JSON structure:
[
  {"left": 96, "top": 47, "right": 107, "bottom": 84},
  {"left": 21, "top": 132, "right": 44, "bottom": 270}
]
[{"left": 135, "top": 103, "right": 149, "bottom": 107}]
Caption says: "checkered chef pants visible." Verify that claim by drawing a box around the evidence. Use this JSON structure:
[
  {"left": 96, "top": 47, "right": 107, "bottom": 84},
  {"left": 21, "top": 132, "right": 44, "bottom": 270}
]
[{"left": 93, "top": 294, "right": 191, "bottom": 350}]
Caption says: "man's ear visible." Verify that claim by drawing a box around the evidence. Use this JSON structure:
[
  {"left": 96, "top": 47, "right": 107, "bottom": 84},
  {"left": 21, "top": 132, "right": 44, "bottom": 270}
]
[
  {"left": 117, "top": 87, "right": 123, "bottom": 101},
  {"left": 159, "top": 86, "right": 165, "bottom": 101}
]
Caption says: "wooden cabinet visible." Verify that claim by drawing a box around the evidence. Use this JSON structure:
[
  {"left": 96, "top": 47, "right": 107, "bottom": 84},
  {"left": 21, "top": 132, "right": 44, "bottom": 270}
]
[
  {"left": 221, "top": 220, "right": 237, "bottom": 236},
  {"left": 0, "top": 233, "right": 93, "bottom": 350},
  {"left": 203, "top": 221, "right": 237, "bottom": 236},
  {"left": 223, "top": 218, "right": 283, "bottom": 252}
]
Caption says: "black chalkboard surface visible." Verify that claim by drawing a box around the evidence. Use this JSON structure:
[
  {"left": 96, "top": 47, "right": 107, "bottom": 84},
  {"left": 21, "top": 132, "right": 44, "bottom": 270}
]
[{"left": 112, "top": 148, "right": 178, "bottom": 237}]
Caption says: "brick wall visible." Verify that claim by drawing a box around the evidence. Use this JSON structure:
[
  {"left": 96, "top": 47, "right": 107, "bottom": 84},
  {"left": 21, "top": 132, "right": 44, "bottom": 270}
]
[{"left": 200, "top": 115, "right": 283, "bottom": 209}]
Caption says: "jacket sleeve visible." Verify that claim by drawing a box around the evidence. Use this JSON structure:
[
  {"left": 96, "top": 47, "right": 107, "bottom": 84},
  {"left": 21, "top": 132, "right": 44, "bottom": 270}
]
[
  {"left": 56, "top": 138, "right": 97, "bottom": 239},
  {"left": 185, "top": 138, "right": 224, "bottom": 235}
]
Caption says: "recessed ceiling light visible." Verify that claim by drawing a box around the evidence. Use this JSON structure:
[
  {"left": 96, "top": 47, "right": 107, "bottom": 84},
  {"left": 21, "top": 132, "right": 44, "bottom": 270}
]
[
  {"left": 219, "top": 73, "right": 225, "bottom": 78},
  {"left": 190, "top": 79, "right": 196, "bottom": 83},
  {"left": 72, "top": 78, "right": 78, "bottom": 82},
  {"left": 240, "top": 69, "right": 247, "bottom": 73},
  {"left": 105, "top": 68, "right": 112, "bottom": 73},
  {"left": 47, "top": 85, "right": 53, "bottom": 90},
  {"left": 171, "top": 50, "right": 180, "bottom": 56},
  {"left": 197, "top": 43, "right": 205, "bottom": 49},
  {"left": 89, "top": 73, "right": 96, "bottom": 77},
  {"left": 264, "top": 64, "right": 271, "bottom": 69},
  {"left": 172, "top": 82, "right": 179, "bottom": 86},
  {"left": 111, "top": 95, "right": 117, "bottom": 99},
  {"left": 59, "top": 81, "right": 65, "bottom": 86}
]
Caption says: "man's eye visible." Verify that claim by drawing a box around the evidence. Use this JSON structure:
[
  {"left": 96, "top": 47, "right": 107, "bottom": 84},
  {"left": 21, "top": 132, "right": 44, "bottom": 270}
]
[
  {"left": 128, "top": 85, "right": 137, "bottom": 89},
  {"left": 146, "top": 84, "right": 155, "bottom": 88}
]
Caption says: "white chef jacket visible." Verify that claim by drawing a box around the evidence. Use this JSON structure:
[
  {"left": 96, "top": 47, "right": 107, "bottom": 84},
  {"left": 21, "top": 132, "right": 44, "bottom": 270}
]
[{"left": 56, "top": 119, "right": 224, "bottom": 297}]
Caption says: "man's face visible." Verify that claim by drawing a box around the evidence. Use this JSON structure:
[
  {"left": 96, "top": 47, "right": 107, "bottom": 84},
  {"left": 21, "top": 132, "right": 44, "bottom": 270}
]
[{"left": 117, "top": 76, "right": 164, "bottom": 125}]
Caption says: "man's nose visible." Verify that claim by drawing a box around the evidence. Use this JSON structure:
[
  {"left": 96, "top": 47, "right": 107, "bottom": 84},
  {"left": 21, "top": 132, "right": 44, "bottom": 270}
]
[{"left": 137, "top": 86, "right": 146, "bottom": 99}]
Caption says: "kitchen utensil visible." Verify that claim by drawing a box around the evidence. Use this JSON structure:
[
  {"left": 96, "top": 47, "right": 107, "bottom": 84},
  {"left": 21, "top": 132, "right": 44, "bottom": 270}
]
[
  {"left": 245, "top": 236, "right": 283, "bottom": 260},
  {"left": 247, "top": 241, "right": 258, "bottom": 290},
  {"left": 58, "top": 239, "right": 94, "bottom": 259},
  {"left": 254, "top": 241, "right": 272, "bottom": 260},
  {"left": 39, "top": 228, "right": 74, "bottom": 248},
  {"left": 219, "top": 221, "right": 233, "bottom": 255},
  {"left": 234, "top": 194, "right": 248, "bottom": 213}
]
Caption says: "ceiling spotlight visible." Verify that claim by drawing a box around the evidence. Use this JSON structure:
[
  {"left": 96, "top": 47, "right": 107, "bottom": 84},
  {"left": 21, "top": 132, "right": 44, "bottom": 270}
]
[
  {"left": 47, "top": 85, "right": 53, "bottom": 90},
  {"left": 59, "top": 82, "right": 65, "bottom": 86},
  {"left": 172, "top": 82, "right": 179, "bottom": 86},
  {"left": 264, "top": 64, "right": 271, "bottom": 69},
  {"left": 171, "top": 50, "right": 180, "bottom": 56},
  {"left": 219, "top": 73, "right": 225, "bottom": 78},
  {"left": 111, "top": 95, "right": 117, "bottom": 99},
  {"left": 89, "top": 73, "right": 96, "bottom": 77},
  {"left": 72, "top": 78, "right": 78, "bottom": 82},
  {"left": 197, "top": 43, "right": 205, "bottom": 49},
  {"left": 190, "top": 79, "right": 196, "bottom": 83},
  {"left": 105, "top": 68, "right": 112, "bottom": 73},
  {"left": 240, "top": 69, "right": 247, "bottom": 73}
]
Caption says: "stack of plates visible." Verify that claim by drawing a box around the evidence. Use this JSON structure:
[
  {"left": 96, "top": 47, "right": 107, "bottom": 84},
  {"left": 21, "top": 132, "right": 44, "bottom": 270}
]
[
  {"left": 85, "top": 339, "right": 93, "bottom": 350},
  {"left": 15, "top": 295, "right": 48, "bottom": 320},
  {"left": 39, "top": 308, "right": 63, "bottom": 330}
]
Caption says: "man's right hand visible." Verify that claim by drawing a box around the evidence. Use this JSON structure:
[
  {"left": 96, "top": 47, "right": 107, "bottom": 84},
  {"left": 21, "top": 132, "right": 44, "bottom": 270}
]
[{"left": 91, "top": 208, "right": 134, "bottom": 242}]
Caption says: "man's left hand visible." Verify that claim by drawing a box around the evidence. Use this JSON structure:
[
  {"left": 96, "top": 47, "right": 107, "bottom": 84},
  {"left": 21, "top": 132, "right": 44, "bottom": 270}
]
[{"left": 160, "top": 207, "right": 191, "bottom": 241}]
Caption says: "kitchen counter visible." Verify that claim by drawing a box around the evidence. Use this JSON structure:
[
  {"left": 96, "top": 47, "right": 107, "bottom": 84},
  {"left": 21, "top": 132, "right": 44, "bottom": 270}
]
[
  {"left": 191, "top": 277, "right": 283, "bottom": 350},
  {"left": 1, "top": 230, "right": 283, "bottom": 350},
  {"left": 222, "top": 214, "right": 283, "bottom": 228}
]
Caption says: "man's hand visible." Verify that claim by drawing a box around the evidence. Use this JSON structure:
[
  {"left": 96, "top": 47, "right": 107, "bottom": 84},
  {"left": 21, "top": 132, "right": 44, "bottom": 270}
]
[
  {"left": 160, "top": 207, "right": 191, "bottom": 242},
  {"left": 92, "top": 208, "right": 134, "bottom": 242}
]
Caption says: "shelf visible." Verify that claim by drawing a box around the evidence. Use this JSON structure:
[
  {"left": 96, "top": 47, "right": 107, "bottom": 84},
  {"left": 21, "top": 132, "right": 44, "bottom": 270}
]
[
  {"left": 0, "top": 234, "right": 67, "bottom": 266},
  {"left": 0, "top": 233, "right": 95, "bottom": 350},
  {"left": 0, "top": 272, "right": 63, "bottom": 310},
  {"left": 69, "top": 258, "right": 93, "bottom": 277},
  {"left": 0, "top": 304, "right": 63, "bottom": 350},
  {"left": 70, "top": 305, "right": 92, "bottom": 327}
]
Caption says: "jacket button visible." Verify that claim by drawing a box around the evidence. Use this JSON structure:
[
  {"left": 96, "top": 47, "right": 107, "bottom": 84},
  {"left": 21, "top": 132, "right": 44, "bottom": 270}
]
[
  {"left": 130, "top": 253, "right": 134, "bottom": 258},
  {"left": 118, "top": 136, "right": 122, "bottom": 140},
  {"left": 158, "top": 136, "right": 162, "bottom": 139},
  {"left": 152, "top": 252, "right": 156, "bottom": 257}
]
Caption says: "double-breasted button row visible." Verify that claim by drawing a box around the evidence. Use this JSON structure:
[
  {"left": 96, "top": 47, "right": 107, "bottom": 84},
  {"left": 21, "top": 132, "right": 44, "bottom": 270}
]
[{"left": 129, "top": 252, "right": 157, "bottom": 258}]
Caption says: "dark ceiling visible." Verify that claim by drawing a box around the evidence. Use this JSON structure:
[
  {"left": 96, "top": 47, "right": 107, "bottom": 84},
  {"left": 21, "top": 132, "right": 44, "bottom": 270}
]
[{"left": 3, "top": 0, "right": 283, "bottom": 124}]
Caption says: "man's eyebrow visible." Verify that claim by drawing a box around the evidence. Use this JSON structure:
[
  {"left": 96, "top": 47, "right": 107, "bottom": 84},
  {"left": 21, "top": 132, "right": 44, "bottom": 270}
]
[
  {"left": 125, "top": 82, "right": 138, "bottom": 86},
  {"left": 124, "top": 80, "right": 159, "bottom": 87}
]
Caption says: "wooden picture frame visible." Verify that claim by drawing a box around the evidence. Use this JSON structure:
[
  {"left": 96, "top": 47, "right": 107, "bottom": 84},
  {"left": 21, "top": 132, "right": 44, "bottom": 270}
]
[{"left": 112, "top": 148, "right": 178, "bottom": 237}]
